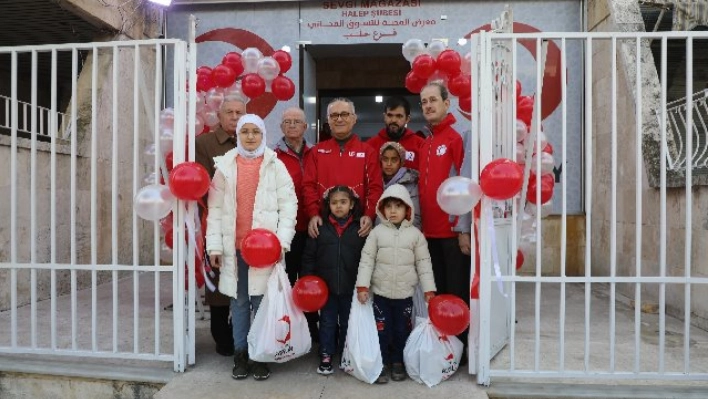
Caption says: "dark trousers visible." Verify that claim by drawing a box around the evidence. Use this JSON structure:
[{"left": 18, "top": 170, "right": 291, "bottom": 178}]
[
  {"left": 427, "top": 237, "right": 471, "bottom": 344},
  {"left": 319, "top": 293, "right": 352, "bottom": 357},
  {"left": 285, "top": 231, "right": 319, "bottom": 336},
  {"left": 210, "top": 305, "right": 233, "bottom": 351},
  {"left": 373, "top": 295, "right": 413, "bottom": 365}
]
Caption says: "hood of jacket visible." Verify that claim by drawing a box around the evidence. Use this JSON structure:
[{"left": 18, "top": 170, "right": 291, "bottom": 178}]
[
  {"left": 212, "top": 145, "right": 277, "bottom": 176},
  {"left": 376, "top": 183, "right": 415, "bottom": 227}
]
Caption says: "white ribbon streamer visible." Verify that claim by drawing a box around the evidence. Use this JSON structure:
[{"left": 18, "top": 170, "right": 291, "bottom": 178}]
[{"left": 486, "top": 204, "right": 508, "bottom": 298}]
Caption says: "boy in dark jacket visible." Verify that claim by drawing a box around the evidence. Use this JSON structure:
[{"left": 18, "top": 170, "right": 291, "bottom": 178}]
[{"left": 301, "top": 185, "right": 366, "bottom": 376}]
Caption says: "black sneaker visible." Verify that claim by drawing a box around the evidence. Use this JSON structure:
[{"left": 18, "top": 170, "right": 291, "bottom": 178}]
[
  {"left": 317, "top": 355, "right": 334, "bottom": 375},
  {"left": 231, "top": 350, "right": 249, "bottom": 379},
  {"left": 376, "top": 365, "right": 389, "bottom": 384},
  {"left": 251, "top": 361, "right": 270, "bottom": 380},
  {"left": 391, "top": 362, "right": 406, "bottom": 381}
]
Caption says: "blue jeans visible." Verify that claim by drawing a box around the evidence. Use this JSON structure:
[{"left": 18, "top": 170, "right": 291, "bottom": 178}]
[
  {"left": 373, "top": 295, "right": 413, "bottom": 365},
  {"left": 319, "top": 293, "right": 352, "bottom": 357},
  {"left": 231, "top": 251, "right": 263, "bottom": 352}
]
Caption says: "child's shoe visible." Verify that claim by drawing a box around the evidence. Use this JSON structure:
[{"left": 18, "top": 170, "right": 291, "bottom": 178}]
[
  {"left": 376, "top": 365, "right": 389, "bottom": 384},
  {"left": 231, "top": 350, "right": 249, "bottom": 379},
  {"left": 251, "top": 361, "right": 270, "bottom": 380},
  {"left": 391, "top": 362, "right": 406, "bottom": 381},
  {"left": 317, "top": 355, "right": 334, "bottom": 375}
]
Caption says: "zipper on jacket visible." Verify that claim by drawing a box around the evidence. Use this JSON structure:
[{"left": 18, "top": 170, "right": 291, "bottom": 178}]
[{"left": 336, "top": 233, "right": 341, "bottom": 294}]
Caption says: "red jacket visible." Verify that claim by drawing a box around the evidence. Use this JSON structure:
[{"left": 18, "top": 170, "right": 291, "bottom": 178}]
[
  {"left": 418, "top": 113, "right": 465, "bottom": 238},
  {"left": 366, "top": 128, "right": 425, "bottom": 170},
  {"left": 274, "top": 139, "right": 312, "bottom": 233},
  {"left": 302, "top": 135, "right": 383, "bottom": 221}
]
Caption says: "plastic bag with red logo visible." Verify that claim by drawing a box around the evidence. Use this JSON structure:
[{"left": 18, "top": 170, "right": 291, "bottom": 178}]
[
  {"left": 247, "top": 262, "right": 311, "bottom": 363},
  {"left": 403, "top": 317, "right": 463, "bottom": 387},
  {"left": 340, "top": 291, "right": 383, "bottom": 384}
]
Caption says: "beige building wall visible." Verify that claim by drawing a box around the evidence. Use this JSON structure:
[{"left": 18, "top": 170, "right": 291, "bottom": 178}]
[
  {"left": 0, "top": 1, "right": 162, "bottom": 310},
  {"left": 586, "top": 0, "right": 708, "bottom": 329}
]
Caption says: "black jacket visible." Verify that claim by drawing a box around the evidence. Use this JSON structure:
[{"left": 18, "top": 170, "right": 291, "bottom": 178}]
[{"left": 301, "top": 218, "right": 365, "bottom": 296}]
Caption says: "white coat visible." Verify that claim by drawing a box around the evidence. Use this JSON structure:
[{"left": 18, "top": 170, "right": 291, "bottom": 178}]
[
  {"left": 206, "top": 147, "right": 297, "bottom": 298},
  {"left": 356, "top": 184, "right": 436, "bottom": 299}
]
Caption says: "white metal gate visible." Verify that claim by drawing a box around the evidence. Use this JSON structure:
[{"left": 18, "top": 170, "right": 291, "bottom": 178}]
[
  {"left": 0, "top": 21, "right": 199, "bottom": 372},
  {"left": 471, "top": 20, "right": 708, "bottom": 385}
]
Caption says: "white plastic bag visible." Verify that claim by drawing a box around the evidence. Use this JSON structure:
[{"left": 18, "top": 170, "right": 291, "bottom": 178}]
[
  {"left": 247, "top": 262, "right": 311, "bottom": 363},
  {"left": 340, "top": 291, "right": 383, "bottom": 384},
  {"left": 411, "top": 284, "right": 428, "bottom": 328},
  {"left": 403, "top": 317, "right": 463, "bottom": 387}
]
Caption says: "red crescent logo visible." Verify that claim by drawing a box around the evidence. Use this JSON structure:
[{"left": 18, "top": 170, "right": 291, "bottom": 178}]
[
  {"left": 196, "top": 28, "right": 279, "bottom": 119},
  {"left": 276, "top": 314, "right": 291, "bottom": 344},
  {"left": 465, "top": 22, "right": 563, "bottom": 121}
]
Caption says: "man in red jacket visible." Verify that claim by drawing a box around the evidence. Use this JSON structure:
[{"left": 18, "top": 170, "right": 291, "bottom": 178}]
[
  {"left": 418, "top": 82, "right": 472, "bottom": 354},
  {"left": 302, "top": 98, "right": 383, "bottom": 238},
  {"left": 366, "top": 96, "right": 424, "bottom": 170}
]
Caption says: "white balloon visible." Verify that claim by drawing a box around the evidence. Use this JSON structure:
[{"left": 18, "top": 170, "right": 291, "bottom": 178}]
[
  {"left": 134, "top": 184, "right": 175, "bottom": 221},
  {"left": 515, "top": 143, "right": 526, "bottom": 165},
  {"left": 195, "top": 114, "right": 205, "bottom": 136},
  {"left": 402, "top": 39, "right": 426, "bottom": 62},
  {"left": 527, "top": 201, "right": 553, "bottom": 218},
  {"left": 428, "top": 40, "right": 447, "bottom": 60},
  {"left": 516, "top": 119, "right": 528, "bottom": 143},
  {"left": 203, "top": 109, "right": 219, "bottom": 128},
  {"left": 159, "top": 108, "right": 174, "bottom": 131},
  {"left": 241, "top": 47, "right": 263, "bottom": 74},
  {"left": 205, "top": 87, "right": 225, "bottom": 111},
  {"left": 523, "top": 130, "right": 548, "bottom": 154},
  {"left": 257, "top": 56, "right": 281, "bottom": 82},
  {"left": 531, "top": 152, "right": 555, "bottom": 176},
  {"left": 159, "top": 130, "right": 173, "bottom": 154},
  {"left": 436, "top": 176, "right": 482, "bottom": 216}
]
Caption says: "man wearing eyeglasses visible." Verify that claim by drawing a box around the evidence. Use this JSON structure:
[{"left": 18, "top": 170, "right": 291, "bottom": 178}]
[
  {"left": 273, "top": 107, "right": 319, "bottom": 342},
  {"left": 195, "top": 96, "right": 246, "bottom": 357},
  {"left": 418, "top": 82, "right": 472, "bottom": 359},
  {"left": 366, "top": 96, "right": 424, "bottom": 170},
  {"left": 302, "top": 98, "right": 383, "bottom": 239}
]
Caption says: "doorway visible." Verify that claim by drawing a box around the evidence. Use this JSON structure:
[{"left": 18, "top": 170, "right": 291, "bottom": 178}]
[{"left": 300, "top": 43, "right": 425, "bottom": 143}]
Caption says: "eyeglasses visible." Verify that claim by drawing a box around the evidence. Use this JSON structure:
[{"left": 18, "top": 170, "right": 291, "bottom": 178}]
[
  {"left": 281, "top": 119, "right": 304, "bottom": 126},
  {"left": 328, "top": 112, "right": 352, "bottom": 121},
  {"left": 420, "top": 97, "right": 441, "bottom": 106},
  {"left": 239, "top": 130, "right": 262, "bottom": 137}
]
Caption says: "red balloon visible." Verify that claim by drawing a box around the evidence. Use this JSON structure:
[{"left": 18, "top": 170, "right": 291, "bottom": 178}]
[
  {"left": 169, "top": 162, "right": 210, "bottom": 201},
  {"left": 517, "top": 95, "right": 534, "bottom": 126},
  {"left": 458, "top": 95, "right": 472, "bottom": 113},
  {"left": 196, "top": 73, "right": 215, "bottom": 93},
  {"left": 480, "top": 158, "right": 524, "bottom": 200},
  {"left": 271, "top": 75, "right": 295, "bottom": 101},
  {"left": 165, "top": 227, "right": 174, "bottom": 249},
  {"left": 429, "top": 294, "right": 470, "bottom": 336},
  {"left": 411, "top": 54, "right": 436, "bottom": 79},
  {"left": 165, "top": 151, "right": 174, "bottom": 171},
  {"left": 470, "top": 274, "right": 479, "bottom": 299},
  {"left": 516, "top": 249, "right": 525, "bottom": 270},
  {"left": 196, "top": 66, "right": 213, "bottom": 76},
  {"left": 211, "top": 65, "right": 237, "bottom": 88},
  {"left": 449, "top": 73, "right": 471, "bottom": 98},
  {"left": 221, "top": 52, "right": 244, "bottom": 77},
  {"left": 272, "top": 50, "right": 293, "bottom": 73},
  {"left": 526, "top": 173, "right": 555, "bottom": 204},
  {"left": 241, "top": 228, "right": 282, "bottom": 268},
  {"left": 515, "top": 80, "right": 522, "bottom": 100},
  {"left": 404, "top": 71, "right": 426, "bottom": 94},
  {"left": 292, "top": 276, "right": 329, "bottom": 312},
  {"left": 436, "top": 50, "right": 462, "bottom": 76},
  {"left": 241, "top": 73, "right": 266, "bottom": 99}
]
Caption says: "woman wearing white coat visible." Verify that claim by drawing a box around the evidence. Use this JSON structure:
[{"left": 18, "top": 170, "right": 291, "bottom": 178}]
[{"left": 206, "top": 114, "right": 297, "bottom": 381}]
